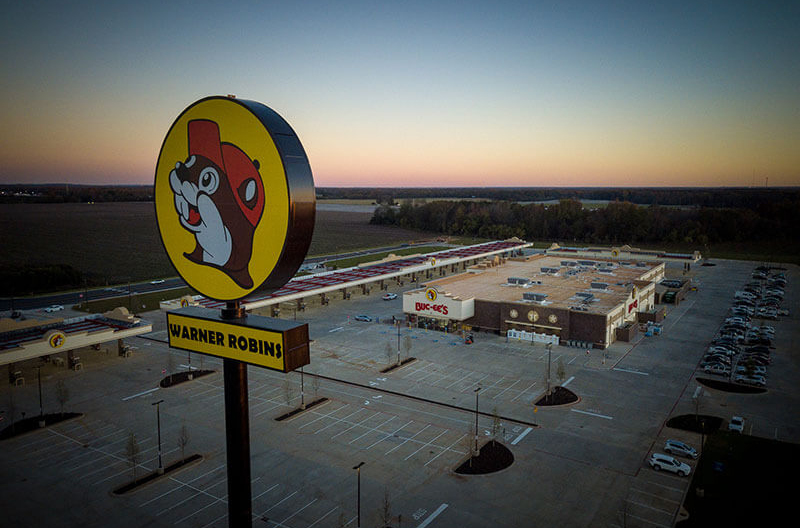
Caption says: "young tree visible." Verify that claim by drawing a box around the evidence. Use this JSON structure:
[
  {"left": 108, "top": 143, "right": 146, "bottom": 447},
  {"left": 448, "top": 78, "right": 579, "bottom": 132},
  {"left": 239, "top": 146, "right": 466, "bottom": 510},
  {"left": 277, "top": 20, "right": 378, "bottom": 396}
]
[
  {"left": 385, "top": 342, "right": 394, "bottom": 365},
  {"left": 55, "top": 380, "right": 69, "bottom": 417},
  {"left": 380, "top": 487, "right": 393, "bottom": 527},
  {"left": 403, "top": 334, "right": 413, "bottom": 359},
  {"left": 126, "top": 433, "right": 141, "bottom": 482},
  {"left": 165, "top": 352, "right": 175, "bottom": 383},
  {"left": 284, "top": 378, "right": 294, "bottom": 408},
  {"left": 177, "top": 422, "right": 190, "bottom": 461},
  {"left": 312, "top": 369, "right": 321, "bottom": 399},
  {"left": 556, "top": 358, "right": 566, "bottom": 386},
  {"left": 491, "top": 406, "right": 502, "bottom": 439}
]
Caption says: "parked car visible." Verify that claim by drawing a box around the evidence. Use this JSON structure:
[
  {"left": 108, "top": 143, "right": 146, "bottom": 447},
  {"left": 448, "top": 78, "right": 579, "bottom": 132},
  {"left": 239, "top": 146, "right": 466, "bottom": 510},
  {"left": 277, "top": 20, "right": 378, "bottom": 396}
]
[
  {"left": 664, "top": 440, "right": 698, "bottom": 459},
  {"left": 381, "top": 293, "right": 398, "bottom": 300},
  {"left": 354, "top": 315, "right": 372, "bottom": 322},
  {"left": 45, "top": 305, "right": 64, "bottom": 312},
  {"left": 735, "top": 365, "right": 767, "bottom": 375},
  {"left": 729, "top": 416, "right": 745, "bottom": 433},
  {"left": 735, "top": 374, "right": 766, "bottom": 386},
  {"left": 648, "top": 453, "right": 692, "bottom": 476},
  {"left": 704, "top": 364, "right": 730, "bottom": 376}
]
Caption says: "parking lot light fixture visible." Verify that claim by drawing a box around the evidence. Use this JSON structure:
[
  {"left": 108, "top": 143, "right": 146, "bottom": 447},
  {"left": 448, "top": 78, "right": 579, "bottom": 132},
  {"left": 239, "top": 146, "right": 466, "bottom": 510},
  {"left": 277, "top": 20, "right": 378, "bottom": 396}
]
[
  {"left": 152, "top": 399, "right": 165, "bottom": 474},
  {"left": 353, "top": 462, "right": 364, "bottom": 527},
  {"left": 474, "top": 387, "right": 481, "bottom": 456}
]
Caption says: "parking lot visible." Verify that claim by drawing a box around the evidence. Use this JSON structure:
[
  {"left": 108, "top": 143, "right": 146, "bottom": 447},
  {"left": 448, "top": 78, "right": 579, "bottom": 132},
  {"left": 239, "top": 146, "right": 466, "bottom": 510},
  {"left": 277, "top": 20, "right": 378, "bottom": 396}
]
[{"left": 1, "top": 258, "right": 798, "bottom": 527}]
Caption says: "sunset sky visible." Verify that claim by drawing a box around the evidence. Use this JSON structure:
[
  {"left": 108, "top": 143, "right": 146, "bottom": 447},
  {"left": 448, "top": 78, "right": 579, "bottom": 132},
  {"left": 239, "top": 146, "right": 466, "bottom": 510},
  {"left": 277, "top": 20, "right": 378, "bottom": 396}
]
[{"left": 1, "top": 1, "right": 798, "bottom": 187}]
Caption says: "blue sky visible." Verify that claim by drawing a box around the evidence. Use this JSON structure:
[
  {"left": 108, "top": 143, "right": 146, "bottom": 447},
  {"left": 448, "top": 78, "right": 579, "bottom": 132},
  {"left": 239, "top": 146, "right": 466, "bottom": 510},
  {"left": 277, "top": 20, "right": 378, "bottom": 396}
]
[{"left": 1, "top": 0, "right": 798, "bottom": 187}]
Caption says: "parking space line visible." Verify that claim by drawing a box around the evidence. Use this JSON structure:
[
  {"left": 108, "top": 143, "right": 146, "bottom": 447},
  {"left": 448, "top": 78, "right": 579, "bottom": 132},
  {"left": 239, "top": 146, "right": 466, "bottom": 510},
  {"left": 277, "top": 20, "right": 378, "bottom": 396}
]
[
  {"left": 424, "top": 434, "right": 467, "bottom": 467},
  {"left": 510, "top": 381, "right": 537, "bottom": 402},
  {"left": 492, "top": 379, "right": 521, "bottom": 400},
  {"left": 350, "top": 415, "right": 397, "bottom": 445},
  {"left": 443, "top": 370, "right": 473, "bottom": 389},
  {"left": 307, "top": 506, "right": 339, "bottom": 527},
  {"left": 384, "top": 424, "right": 430, "bottom": 454},
  {"left": 364, "top": 420, "right": 411, "bottom": 449},
  {"left": 404, "top": 430, "right": 447, "bottom": 461},
  {"left": 571, "top": 409, "right": 613, "bottom": 420},
  {"left": 298, "top": 403, "right": 350, "bottom": 430},
  {"left": 629, "top": 488, "right": 680, "bottom": 505},
  {"left": 155, "top": 474, "right": 237, "bottom": 517},
  {"left": 617, "top": 510, "right": 671, "bottom": 528},
  {"left": 510, "top": 427, "right": 533, "bottom": 445},
  {"left": 281, "top": 498, "right": 318, "bottom": 524},
  {"left": 416, "top": 503, "right": 449, "bottom": 528},
  {"left": 331, "top": 411, "right": 382, "bottom": 440},
  {"left": 313, "top": 407, "right": 363, "bottom": 435},
  {"left": 258, "top": 490, "right": 299, "bottom": 516},
  {"left": 140, "top": 464, "right": 226, "bottom": 507}
]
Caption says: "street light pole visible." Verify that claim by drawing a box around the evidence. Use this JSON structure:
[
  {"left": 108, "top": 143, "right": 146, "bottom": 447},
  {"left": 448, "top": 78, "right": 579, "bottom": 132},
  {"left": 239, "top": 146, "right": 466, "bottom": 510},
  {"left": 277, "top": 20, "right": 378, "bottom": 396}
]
[
  {"left": 474, "top": 387, "right": 481, "bottom": 456},
  {"left": 546, "top": 343, "right": 552, "bottom": 398},
  {"left": 152, "top": 399, "right": 164, "bottom": 474},
  {"left": 36, "top": 366, "right": 44, "bottom": 427},
  {"left": 353, "top": 462, "right": 364, "bottom": 527}
]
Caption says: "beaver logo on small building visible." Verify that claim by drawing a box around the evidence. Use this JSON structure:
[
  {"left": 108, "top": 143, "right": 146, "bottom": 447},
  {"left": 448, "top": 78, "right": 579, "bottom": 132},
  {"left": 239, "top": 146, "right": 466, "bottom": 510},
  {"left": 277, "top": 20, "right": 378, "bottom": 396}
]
[{"left": 169, "top": 120, "right": 265, "bottom": 289}]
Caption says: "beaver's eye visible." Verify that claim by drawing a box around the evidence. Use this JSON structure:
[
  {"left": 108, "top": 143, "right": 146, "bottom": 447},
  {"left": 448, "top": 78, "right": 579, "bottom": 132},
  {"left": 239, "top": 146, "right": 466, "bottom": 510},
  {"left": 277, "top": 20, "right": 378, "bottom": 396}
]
[{"left": 198, "top": 167, "right": 219, "bottom": 195}]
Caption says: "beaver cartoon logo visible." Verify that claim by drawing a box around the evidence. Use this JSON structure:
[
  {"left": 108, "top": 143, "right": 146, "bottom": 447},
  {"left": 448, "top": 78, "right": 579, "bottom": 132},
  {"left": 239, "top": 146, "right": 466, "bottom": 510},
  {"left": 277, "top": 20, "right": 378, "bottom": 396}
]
[
  {"left": 169, "top": 119, "right": 265, "bottom": 289},
  {"left": 49, "top": 332, "right": 65, "bottom": 349},
  {"left": 425, "top": 288, "right": 438, "bottom": 302}
]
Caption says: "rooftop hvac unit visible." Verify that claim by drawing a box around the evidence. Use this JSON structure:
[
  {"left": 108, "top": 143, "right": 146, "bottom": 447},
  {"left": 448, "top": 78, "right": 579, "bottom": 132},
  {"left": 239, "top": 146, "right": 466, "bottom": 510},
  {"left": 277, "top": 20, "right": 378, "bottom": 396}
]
[
  {"left": 561, "top": 261, "right": 578, "bottom": 267},
  {"left": 522, "top": 292, "right": 548, "bottom": 302},
  {"left": 578, "top": 260, "right": 596, "bottom": 266},
  {"left": 575, "top": 292, "right": 594, "bottom": 302},
  {"left": 540, "top": 267, "right": 560, "bottom": 274},
  {"left": 590, "top": 282, "right": 608, "bottom": 290},
  {"left": 507, "top": 277, "right": 531, "bottom": 286}
]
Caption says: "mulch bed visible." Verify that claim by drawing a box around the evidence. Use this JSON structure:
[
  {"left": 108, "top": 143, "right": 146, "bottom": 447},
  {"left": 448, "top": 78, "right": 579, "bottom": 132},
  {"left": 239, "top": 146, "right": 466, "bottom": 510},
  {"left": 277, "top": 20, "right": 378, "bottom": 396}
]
[
  {"left": 160, "top": 369, "right": 216, "bottom": 388},
  {"left": 534, "top": 386, "right": 579, "bottom": 406},
  {"left": 455, "top": 440, "right": 514, "bottom": 475},
  {"left": 665, "top": 414, "right": 723, "bottom": 434},
  {"left": 0, "top": 412, "right": 83, "bottom": 440},
  {"left": 274, "top": 398, "right": 329, "bottom": 421},
  {"left": 696, "top": 377, "right": 765, "bottom": 394},
  {"left": 380, "top": 357, "right": 417, "bottom": 373},
  {"left": 112, "top": 453, "right": 203, "bottom": 495}
]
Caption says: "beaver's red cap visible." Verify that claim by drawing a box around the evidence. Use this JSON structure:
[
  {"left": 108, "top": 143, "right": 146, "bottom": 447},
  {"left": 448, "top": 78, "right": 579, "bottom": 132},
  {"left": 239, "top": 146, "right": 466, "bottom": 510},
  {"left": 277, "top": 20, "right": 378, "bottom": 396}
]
[
  {"left": 188, "top": 120, "right": 225, "bottom": 170},
  {"left": 187, "top": 119, "right": 264, "bottom": 227}
]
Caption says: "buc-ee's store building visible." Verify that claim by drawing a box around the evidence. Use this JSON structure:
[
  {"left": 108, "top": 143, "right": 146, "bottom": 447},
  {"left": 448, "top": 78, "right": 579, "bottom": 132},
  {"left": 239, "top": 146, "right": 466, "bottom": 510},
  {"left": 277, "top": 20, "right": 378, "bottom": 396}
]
[{"left": 402, "top": 255, "right": 664, "bottom": 349}]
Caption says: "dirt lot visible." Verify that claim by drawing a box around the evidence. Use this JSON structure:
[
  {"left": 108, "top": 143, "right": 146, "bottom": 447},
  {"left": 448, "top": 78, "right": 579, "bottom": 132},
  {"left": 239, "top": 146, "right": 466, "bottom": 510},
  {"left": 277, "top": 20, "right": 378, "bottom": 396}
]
[{"left": 0, "top": 203, "right": 434, "bottom": 285}]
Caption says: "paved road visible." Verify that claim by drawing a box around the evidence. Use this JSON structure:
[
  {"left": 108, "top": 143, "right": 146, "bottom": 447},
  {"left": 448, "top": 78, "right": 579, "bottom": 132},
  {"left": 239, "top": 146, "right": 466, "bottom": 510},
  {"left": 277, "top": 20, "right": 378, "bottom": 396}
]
[{"left": 0, "top": 242, "right": 443, "bottom": 312}]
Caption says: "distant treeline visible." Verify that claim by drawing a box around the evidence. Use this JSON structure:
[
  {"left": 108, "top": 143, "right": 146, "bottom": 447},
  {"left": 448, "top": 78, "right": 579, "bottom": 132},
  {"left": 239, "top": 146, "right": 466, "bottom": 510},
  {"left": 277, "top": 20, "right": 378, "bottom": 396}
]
[
  {"left": 320, "top": 187, "right": 799, "bottom": 209},
  {"left": 370, "top": 198, "right": 800, "bottom": 249},
  {"left": 0, "top": 184, "right": 153, "bottom": 203}
]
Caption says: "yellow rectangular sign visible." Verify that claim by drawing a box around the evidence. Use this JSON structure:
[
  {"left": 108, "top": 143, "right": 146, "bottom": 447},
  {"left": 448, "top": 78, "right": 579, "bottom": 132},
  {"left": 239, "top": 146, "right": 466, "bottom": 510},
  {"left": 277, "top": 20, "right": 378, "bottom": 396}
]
[{"left": 166, "top": 307, "right": 309, "bottom": 372}]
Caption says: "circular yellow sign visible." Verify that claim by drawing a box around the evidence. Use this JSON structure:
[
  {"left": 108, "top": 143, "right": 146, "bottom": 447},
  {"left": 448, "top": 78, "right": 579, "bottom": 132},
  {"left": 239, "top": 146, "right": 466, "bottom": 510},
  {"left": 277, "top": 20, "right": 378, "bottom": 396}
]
[
  {"left": 510, "top": 309, "right": 518, "bottom": 319},
  {"left": 49, "top": 332, "right": 66, "bottom": 349},
  {"left": 425, "top": 288, "right": 438, "bottom": 302},
  {"left": 155, "top": 97, "right": 314, "bottom": 301},
  {"left": 528, "top": 310, "right": 538, "bottom": 322},
  {"left": 548, "top": 314, "right": 558, "bottom": 324}
]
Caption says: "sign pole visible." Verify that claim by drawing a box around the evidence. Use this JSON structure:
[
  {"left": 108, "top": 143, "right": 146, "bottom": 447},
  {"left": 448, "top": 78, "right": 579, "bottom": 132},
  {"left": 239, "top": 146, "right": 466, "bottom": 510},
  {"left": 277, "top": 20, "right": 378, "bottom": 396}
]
[{"left": 222, "top": 301, "right": 252, "bottom": 528}]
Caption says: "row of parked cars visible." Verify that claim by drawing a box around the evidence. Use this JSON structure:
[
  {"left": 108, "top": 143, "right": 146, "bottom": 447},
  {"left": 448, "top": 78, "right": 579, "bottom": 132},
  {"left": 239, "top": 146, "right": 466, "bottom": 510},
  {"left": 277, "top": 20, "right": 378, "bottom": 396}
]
[
  {"left": 648, "top": 439, "right": 698, "bottom": 477},
  {"left": 699, "top": 267, "right": 787, "bottom": 387}
]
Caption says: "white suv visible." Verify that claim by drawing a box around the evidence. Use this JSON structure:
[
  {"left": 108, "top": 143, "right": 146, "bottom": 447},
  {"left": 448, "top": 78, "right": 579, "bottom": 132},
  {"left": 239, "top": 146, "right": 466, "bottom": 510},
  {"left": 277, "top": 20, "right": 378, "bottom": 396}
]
[
  {"left": 728, "top": 416, "right": 744, "bottom": 433},
  {"left": 648, "top": 453, "right": 691, "bottom": 476}
]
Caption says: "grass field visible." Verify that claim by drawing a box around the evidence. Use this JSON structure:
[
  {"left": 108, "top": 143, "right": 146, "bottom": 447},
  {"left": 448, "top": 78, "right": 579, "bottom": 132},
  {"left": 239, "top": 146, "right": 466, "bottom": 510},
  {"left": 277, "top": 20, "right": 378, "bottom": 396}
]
[{"left": 0, "top": 203, "right": 438, "bottom": 287}]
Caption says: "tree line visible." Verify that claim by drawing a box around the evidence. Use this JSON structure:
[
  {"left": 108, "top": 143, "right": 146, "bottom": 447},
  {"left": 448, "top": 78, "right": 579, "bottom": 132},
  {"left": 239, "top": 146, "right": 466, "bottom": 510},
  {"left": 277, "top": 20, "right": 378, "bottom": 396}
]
[
  {"left": 320, "top": 186, "right": 798, "bottom": 209},
  {"left": 370, "top": 198, "right": 800, "bottom": 250}
]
